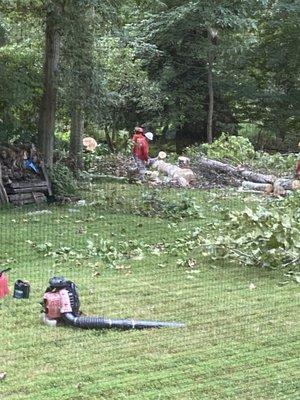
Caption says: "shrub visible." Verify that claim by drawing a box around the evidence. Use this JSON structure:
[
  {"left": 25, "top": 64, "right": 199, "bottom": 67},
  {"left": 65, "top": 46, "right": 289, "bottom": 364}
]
[
  {"left": 49, "top": 163, "right": 78, "bottom": 196},
  {"left": 185, "top": 134, "right": 297, "bottom": 176},
  {"left": 202, "top": 134, "right": 256, "bottom": 163},
  {"left": 185, "top": 134, "right": 256, "bottom": 163}
]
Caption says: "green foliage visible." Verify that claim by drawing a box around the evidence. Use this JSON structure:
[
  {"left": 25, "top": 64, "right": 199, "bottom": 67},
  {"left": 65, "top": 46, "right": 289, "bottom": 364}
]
[
  {"left": 49, "top": 163, "right": 78, "bottom": 196},
  {"left": 201, "top": 193, "right": 300, "bottom": 269},
  {"left": 55, "top": 130, "right": 70, "bottom": 151},
  {"left": 225, "top": 0, "right": 300, "bottom": 149},
  {"left": 185, "top": 134, "right": 298, "bottom": 175},
  {"left": 0, "top": 13, "right": 42, "bottom": 141},
  {"left": 91, "top": 187, "right": 204, "bottom": 220},
  {"left": 202, "top": 133, "right": 256, "bottom": 163},
  {"left": 185, "top": 134, "right": 256, "bottom": 163},
  {"left": 82, "top": 144, "right": 112, "bottom": 171},
  {"left": 253, "top": 152, "right": 297, "bottom": 175},
  {"left": 97, "top": 35, "right": 162, "bottom": 131},
  {"left": 1, "top": 0, "right": 299, "bottom": 162}
]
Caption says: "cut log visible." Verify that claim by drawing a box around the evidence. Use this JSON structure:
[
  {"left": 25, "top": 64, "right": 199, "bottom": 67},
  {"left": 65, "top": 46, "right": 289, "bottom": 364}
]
[
  {"left": 8, "top": 192, "right": 46, "bottom": 205},
  {"left": 9, "top": 193, "right": 35, "bottom": 201},
  {"left": 10, "top": 181, "right": 47, "bottom": 189},
  {"left": 152, "top": 159, "right": 196, "bottom": 186},
  {"left": 32, "top": 192, "right": 47, "bottom": 204},
  {"left": 273, "top": 178, "right": 300, "bottom": 191},
  {"left": 198, "top": 158, "right": 237, "bottom": 175},
  {"left": 197, "top": 158, "right": 276, "bottom": 183},
  {"left": 10, "top": 187, "right": 48, "bottom": 194},
  {"left": 273, "top": 178, "right": 300, "bottom": 196},
  {"left": 238, "top": 169, "right": 275, "bottom": 184},
  {"left": 178, "top": 156, "right": 190, "bottom": 168},
  {"left": 241, "top": 181, "right": 274, "bottom": 193}
]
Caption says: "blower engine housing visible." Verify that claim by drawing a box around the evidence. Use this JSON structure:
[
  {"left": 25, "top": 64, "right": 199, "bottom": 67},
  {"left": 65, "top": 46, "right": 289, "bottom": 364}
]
[{"left": 44, "top": 277, "right": 80, "bottom": 320}]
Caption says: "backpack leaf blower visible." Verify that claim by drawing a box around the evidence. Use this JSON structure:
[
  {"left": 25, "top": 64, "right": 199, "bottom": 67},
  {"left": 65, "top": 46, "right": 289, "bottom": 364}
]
[{"left": 42, "top": 276, "right": 185, "bottom": 329}]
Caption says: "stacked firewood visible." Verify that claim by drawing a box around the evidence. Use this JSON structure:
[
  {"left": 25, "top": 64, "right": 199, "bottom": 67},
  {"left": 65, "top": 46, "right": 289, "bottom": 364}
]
[{"left": 0, "top": 143, "right": 52, "bottom": 205}]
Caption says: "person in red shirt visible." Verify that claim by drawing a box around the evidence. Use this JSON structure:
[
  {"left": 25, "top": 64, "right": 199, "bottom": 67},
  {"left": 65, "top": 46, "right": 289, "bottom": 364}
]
[
  {"left": 132, "top": 130, "right": 153, "bottom": 180},
  {"left": 132, "top": 127, "right": 144, "bottom": 160}
]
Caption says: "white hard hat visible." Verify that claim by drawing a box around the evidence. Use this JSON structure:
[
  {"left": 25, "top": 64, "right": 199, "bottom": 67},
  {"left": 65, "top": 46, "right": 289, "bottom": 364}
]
[{"left": 145, "top": 132, "right": 153, "bottom": 141}]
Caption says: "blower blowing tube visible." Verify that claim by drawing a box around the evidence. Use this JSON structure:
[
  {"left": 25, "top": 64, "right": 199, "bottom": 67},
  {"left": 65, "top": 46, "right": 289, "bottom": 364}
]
[
  {"left": 62, "top": 313, "right": 184, "bottom": 329},
  {"left": 43, "top": 277, "right": 185, "bottom": 330}
]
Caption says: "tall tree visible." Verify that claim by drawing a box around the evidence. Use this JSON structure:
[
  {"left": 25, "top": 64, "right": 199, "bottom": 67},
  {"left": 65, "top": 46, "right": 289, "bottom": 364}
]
[
  {"left": 206, "top": 27, "right": 219, "bottom": 143},
  {"left": 38, "top": 1, "right": 61, "bottom": 167},
  {"left": 63, "top": 0, "right": 121, "bottom": 170},
  {"left": 63, "top": 2, "right": 94, "bottom": 171},
  {"left": 130, "top": 0, "right": 263, "bottom": 148}
]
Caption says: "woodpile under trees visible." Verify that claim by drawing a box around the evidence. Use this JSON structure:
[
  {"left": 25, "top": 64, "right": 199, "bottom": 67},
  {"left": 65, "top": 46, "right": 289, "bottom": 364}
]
[
  {"left": 148, "top": 153, "right": 300, "bottom": 194},
  {"left": 0, "top": 144, "right": 52, "bottom": 206}
]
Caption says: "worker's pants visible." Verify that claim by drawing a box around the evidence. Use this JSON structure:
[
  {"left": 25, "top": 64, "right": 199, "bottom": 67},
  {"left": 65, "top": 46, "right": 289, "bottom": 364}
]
[{"left": 134, "top": 158, "right": 147, "bottom": 181}]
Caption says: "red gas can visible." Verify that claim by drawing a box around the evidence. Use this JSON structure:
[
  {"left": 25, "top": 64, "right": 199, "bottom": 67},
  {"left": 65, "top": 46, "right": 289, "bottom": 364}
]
[{"left": 0, "top": 273, "right": 9, "bottom": 298}]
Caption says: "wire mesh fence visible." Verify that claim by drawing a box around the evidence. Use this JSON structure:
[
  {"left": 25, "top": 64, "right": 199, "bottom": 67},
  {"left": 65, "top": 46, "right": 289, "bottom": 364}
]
[{"left": 0, "top": 183, "right": 299, "bottom": 399}]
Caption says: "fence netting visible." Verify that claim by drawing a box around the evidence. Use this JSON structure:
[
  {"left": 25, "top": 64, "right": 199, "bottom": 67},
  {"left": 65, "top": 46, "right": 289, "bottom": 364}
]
[{"left": 0, "top": 183, "right": 298, "bottom": 400}]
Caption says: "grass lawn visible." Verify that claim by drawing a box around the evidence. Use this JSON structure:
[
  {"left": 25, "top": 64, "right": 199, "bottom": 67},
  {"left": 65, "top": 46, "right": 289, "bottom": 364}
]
[{"left": 0, "top": 183, "right": 299, "bottom": 399}]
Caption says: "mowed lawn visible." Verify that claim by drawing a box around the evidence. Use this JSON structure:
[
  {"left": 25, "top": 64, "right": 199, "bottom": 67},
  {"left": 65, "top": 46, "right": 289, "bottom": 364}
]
[{"left": 0, "top": 184, "right": 299, "bottom": 400}]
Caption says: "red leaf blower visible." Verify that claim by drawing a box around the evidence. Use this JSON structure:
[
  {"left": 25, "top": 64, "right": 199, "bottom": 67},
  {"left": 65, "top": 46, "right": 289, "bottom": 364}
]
[{"left": 42, "top": 276, "right": 185, "bottom": 329}]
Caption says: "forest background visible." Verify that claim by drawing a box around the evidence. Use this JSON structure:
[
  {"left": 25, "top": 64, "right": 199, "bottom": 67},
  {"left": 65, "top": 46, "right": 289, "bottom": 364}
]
[{"left": 0, "top": 0, "right": 299, "bottom": 169}]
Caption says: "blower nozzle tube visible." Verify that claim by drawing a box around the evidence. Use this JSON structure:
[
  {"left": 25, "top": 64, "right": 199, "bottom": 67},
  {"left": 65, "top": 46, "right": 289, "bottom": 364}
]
[{"left": 62, "top": 312, "right": 185, "bottom": 330}]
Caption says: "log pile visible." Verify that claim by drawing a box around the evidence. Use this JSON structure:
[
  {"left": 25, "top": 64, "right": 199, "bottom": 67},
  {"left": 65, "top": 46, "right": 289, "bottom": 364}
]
[
  {"left": 194, "top": 157, "right": 300, "bottom": 195},
  {"left": 0, "top": 144, "right": 52, "bottom": 206},
  {"left": 148, "top": 152, "right": 196, "bottom": 187},
  {"left": 149, "top": 153, "right": 300, "bottom": 194}
]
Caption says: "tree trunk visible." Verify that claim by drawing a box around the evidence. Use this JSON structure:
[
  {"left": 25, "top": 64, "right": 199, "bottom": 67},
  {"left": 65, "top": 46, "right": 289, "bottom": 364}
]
[
  {"left": 206, "top": 27, "right": 218, "bottom": 145},
  {"left": 197, "top": 158, "right": 237, "bottom": 175},
  {"left": 238, "top": 169, "right": 276, "bottom": 184},
  {"left": 105, "top": 127, "right": 115, "bottom": 152},
  {"left": 38, "top": 9, "right": 60, "bottom": 168},
  {"left": 207, "top": 50, "right": 214, "bottom": 144},
  {"left": 70, "top": 104, "right": 85, "bottom": 172},
  {"left": 197, "top": 158, "right": 276, "bottom": 183}
]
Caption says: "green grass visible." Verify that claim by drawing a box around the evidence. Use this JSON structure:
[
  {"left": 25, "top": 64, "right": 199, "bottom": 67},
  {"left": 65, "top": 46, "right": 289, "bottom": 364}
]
[{"left": 0, "top": 184, "right": 299, "bottom": 399}]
